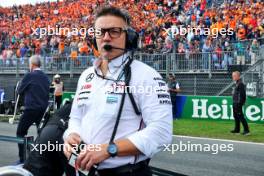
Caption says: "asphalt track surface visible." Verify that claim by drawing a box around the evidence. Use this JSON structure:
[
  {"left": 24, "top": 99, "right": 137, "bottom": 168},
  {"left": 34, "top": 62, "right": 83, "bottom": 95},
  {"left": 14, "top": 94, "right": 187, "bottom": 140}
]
[{"left": 0, "top": 122, "right": 263, "bottom": 176}]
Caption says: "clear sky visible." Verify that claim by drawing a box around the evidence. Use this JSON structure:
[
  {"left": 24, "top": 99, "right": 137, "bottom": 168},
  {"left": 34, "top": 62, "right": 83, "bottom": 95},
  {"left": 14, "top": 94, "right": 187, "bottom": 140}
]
[{"left": 0, "top": 0, "right": 59, "bottom": 7}]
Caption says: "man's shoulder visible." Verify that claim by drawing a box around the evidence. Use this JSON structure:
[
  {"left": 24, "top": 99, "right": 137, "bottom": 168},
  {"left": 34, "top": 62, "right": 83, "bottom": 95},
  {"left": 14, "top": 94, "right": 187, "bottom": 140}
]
[
  {"left": 34, "top": 70, "right": 49, "bottom": 79},
  {"left": 131, "top": 60, "right": 163, "bottom": 80},
  {"left": 238, "top": 80, "right": 245, "bottom": 87}
]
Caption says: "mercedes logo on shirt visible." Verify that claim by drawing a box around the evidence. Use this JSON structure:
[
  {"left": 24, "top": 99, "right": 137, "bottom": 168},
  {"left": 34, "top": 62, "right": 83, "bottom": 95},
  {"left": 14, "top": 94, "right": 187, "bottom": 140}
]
[{"left": 86, "top": 73, "right": 95, "bottom": 82}]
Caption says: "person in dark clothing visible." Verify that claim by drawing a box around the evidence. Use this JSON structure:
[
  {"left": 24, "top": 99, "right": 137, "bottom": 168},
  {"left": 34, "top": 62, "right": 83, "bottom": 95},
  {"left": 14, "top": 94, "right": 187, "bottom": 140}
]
[
  {"left": 167, "top": 73, "right": 181, "bottom": 119},
  {"left": 231, "top": 71, "right": 250, "bottom": 135},
  {"left": 23, "top": 101, "right": 75, "bottom": 176},
  {"left": 16, "top": 55, "right": 50, "bottom": 164}
]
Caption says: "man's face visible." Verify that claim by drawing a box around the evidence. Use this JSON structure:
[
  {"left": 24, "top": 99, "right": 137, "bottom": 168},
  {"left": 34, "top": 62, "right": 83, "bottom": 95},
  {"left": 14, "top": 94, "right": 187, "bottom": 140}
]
[
  {"left": 232, "top": 72, "right": 239, "bottom": 81},
  {"left": 95, "top": 15, "right": 127, "bottom": 60}
]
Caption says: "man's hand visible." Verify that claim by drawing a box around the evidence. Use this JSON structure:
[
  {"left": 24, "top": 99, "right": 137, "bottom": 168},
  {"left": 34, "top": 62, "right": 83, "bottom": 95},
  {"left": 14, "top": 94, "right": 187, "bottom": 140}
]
[
  {"left": 76, "top": 144, "right": 110, "bottom": 171},
  {"left": 64, "top": 133, "right": 81, "bottom": 159}
]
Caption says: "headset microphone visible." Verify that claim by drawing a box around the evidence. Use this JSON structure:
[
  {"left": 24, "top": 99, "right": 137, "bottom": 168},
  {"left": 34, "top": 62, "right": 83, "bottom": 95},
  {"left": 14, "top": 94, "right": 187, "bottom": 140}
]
[{"left": 103, "top": 44, "right": 126, "bottom": 51}]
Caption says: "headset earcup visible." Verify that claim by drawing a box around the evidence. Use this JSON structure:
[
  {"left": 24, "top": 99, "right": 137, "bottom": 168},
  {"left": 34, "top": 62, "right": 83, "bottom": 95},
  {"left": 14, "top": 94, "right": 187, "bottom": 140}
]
[{"left": 126, "top": 28, "right": 139, "bottom": 51}]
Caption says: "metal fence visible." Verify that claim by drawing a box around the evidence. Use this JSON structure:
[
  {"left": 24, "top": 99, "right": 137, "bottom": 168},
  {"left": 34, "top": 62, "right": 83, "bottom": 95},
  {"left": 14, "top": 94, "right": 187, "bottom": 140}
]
[
  {"left": 0, "top": 50, "right": 261, "bottom": 76},
  {"left": 0, "top": 46, "right": 263, "bottom": 97},
  {"left": 217, "top": 46, "right": 264, "bottom": 97}
]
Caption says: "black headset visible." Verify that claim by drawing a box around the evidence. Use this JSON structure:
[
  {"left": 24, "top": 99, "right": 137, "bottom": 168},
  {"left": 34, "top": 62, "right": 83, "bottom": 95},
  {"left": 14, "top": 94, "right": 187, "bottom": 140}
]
[{"left": 93, "top": 10, "right": 139, "bottom": 51}]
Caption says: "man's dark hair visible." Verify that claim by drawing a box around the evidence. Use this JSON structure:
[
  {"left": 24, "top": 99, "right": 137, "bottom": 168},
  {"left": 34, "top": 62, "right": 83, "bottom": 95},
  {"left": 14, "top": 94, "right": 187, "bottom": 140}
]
[{"left": 95, "top": 6, "right": 131, "bottom": 26}]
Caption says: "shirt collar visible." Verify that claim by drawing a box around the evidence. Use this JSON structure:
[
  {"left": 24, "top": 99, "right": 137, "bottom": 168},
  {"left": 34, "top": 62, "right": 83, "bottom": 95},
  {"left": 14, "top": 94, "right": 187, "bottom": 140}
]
[
  {"left": 33, "top": 68, "right": 41, "bottom": 71},
  {"left": 94, "top": 52, "right": 130, "bottom": 74},
  {"left": 108, "top": 53, "right": 130, "bottom": 71}
]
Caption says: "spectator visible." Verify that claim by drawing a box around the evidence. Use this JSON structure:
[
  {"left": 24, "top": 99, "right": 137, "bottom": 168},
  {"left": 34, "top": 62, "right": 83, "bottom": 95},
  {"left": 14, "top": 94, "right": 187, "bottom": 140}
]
[
  {"left": 235, "top": 40, "right": 246, "bottom": 65},
  {"left": 222, "top": 41, "right": 233, "bottom": 68},
  {"left": 202, "top": 39, "right": 212, "bottom": 69},
  {"left": 212, "top": 44, "right": 223, "bottom": 69},
  {"left": 19, "top": 43, "right": 28, "bottom": 65},
  {"left": 250, "top": 39, "right": 259, "bottom": 65}
]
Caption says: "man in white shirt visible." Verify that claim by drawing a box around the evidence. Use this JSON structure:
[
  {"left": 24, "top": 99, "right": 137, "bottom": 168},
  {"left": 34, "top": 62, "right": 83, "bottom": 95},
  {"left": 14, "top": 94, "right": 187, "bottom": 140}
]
[{"left": 63, "top": 6, "right": 172, "bottom": 176}]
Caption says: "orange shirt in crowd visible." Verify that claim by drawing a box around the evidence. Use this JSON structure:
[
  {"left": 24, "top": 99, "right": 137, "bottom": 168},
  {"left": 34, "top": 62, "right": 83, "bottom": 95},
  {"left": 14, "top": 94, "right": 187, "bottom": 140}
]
[
  {"left": 229, "top": 19, "right": 237, "bottom": 30},
  {"left": 71, "top": 51, "right": 78, "bottom": 59},
  {"left": 79, "top": 43, "right": 90, "bottom": 55},
  {"left": 59, "top": 41, "right": 65, "bottom": 52}
]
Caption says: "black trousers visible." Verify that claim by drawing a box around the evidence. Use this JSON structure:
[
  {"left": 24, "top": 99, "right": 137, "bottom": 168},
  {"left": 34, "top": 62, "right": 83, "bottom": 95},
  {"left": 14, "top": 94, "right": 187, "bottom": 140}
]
[
  {"left": 233, "top": 103, "right": 249, "bottom": 132},
  {"left": 171, "top": 96, "right": 177, "bottom": 118},
  {"left": 55, "top": 95, "right": 62, "bottom": 109},
  {"left": 16, "top": 109, "right": 45, "bottom": 162}
]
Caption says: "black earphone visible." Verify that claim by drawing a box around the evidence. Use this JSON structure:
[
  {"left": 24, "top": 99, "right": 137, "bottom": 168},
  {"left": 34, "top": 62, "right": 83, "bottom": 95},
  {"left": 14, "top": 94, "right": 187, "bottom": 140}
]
[{"left": 125, "top": 27, "right": 139, "bottom": 51}]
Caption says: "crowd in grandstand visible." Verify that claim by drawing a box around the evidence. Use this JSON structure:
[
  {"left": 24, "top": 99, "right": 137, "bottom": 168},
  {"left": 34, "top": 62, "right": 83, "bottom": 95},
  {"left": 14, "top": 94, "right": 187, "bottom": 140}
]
[{"left": 0, "top": 0, "right": 263, "bottom": 69}]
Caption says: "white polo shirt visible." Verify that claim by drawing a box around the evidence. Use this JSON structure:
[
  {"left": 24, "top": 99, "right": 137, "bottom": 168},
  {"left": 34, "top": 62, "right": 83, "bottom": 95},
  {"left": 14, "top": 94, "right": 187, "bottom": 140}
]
[{"left": 64, "top": 53, "right": 172, "bottom": 169}]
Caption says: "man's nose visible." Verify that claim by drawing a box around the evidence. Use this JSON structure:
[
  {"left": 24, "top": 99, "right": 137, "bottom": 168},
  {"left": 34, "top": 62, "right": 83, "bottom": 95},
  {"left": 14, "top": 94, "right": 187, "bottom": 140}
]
[{"left": 102, "top": 32, "right": 111, "bottom": 41}]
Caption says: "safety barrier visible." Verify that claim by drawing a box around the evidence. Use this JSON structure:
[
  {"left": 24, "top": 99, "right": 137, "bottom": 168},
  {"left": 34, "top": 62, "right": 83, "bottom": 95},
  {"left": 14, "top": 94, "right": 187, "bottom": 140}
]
[{"left": 0, "top": 135, "right": 34, "bottom": 162}]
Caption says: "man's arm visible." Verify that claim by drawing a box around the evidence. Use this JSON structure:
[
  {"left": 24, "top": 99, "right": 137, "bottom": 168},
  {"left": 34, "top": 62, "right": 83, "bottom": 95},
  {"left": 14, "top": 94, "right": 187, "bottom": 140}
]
[
  {"left": 127, "top": 71, "right": 173, "bottom": 158},
  {"left": 114, "top": 139, "right": 141, "bottom": 156},
  {"left": 63, "top": 71, "right": 87, "bottom": 158},
  {"left": 169, "top": 82, "right": 181, "bottom": 93},
  {"left": 240, "top": 82, "right": 246, "bottom": 105},
  {"left": 17, "top": 73, "right": 31, "bottom": 95}
]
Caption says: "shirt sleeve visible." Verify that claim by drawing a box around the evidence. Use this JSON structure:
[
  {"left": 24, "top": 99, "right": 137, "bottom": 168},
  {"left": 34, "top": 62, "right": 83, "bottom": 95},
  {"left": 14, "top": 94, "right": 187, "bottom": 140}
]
[
  {"left": 63, "top": 72, "right": 85, "bottom": 140},
  {"left": 176, "top": 82, "right": 180, "bottom": 89},
  {"left": 127, "top": 70, "right": 173, "bottom": 158}
]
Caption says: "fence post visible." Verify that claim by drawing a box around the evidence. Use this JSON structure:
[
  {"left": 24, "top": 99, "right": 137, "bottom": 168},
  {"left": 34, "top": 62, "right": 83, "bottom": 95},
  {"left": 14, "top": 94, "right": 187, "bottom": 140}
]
[
  {"left": 208, "top": 53, "right": 212, "bottom": 79},
  {"left": 194, "top": 75, "right": 197, "bottom": 95},
  {"left": 259, "top": 61, "right": 264, "bottom": 97},
  {"left": 70, "top": 57, "right": 73, "bottom": 78},
  {"left": 172, "top": 52, "right": 176, "bottom": 72},
  {"left": 139, "top": 52, "right": 142, "bottom": 62},
  {"left": 23, "top": 136, "right": 34, "bottom": 161},
  {"left": 166, "top": 54, "right": 170, "bottom": 77},
  {"left": 16, "top": 57, "right": 19, "bottom": 78}
]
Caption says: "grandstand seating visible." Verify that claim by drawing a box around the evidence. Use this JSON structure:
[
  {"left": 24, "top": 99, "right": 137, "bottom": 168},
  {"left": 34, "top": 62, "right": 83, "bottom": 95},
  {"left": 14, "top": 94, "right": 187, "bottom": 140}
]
[{"left": 0, "top": 0, "right": 264, "bottom": 99}]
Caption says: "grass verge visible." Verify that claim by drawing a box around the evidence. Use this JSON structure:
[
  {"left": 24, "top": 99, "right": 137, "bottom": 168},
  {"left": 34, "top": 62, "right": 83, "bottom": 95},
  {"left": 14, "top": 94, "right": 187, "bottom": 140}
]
[{"left": 173, "top": 118, "right": 264, "bottom": 143}]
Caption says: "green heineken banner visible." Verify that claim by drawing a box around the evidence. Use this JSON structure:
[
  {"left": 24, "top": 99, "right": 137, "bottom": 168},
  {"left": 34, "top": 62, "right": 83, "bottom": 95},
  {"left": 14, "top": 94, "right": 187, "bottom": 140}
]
[
  {"left": 177, "top": 95, "right": 264, "bottom": 123},
  {"left": 62, "top": 92, "right": 75, "bottom": 105},
  {"left": 63, "top": 92, "right": 264, "bottom": 123}
]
